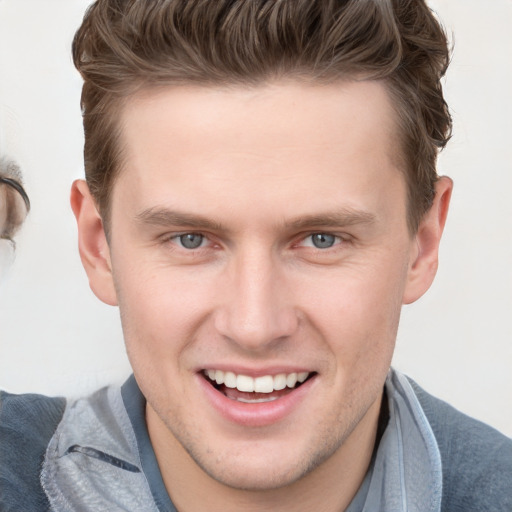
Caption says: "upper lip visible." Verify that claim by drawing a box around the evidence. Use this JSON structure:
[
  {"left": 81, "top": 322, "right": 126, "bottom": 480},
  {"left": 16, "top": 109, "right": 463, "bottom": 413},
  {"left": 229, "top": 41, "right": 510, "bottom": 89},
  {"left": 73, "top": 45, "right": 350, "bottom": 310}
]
[{"left": 197, "top": 366, "right": 313, "bottom": 377}]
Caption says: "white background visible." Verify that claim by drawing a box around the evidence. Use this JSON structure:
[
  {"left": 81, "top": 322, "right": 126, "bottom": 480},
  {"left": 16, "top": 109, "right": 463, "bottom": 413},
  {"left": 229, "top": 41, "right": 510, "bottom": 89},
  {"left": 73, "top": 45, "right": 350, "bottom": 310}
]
[{"left": 0, "top": 0, "right": 511, "bottom": 437}]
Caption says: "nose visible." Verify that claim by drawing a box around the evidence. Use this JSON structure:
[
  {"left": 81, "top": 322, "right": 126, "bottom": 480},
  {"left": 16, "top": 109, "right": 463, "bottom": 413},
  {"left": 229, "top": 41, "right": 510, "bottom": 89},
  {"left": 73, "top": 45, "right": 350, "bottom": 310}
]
[{"left": 214, "top": 248, "right": 299, "bottom": 352}]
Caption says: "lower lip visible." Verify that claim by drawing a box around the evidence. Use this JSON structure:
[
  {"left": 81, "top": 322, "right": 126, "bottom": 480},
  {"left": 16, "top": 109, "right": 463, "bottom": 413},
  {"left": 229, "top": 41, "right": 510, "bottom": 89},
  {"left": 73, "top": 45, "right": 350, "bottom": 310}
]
[{"left": 197, "top": 374, "right": 316, "bottom": 427}]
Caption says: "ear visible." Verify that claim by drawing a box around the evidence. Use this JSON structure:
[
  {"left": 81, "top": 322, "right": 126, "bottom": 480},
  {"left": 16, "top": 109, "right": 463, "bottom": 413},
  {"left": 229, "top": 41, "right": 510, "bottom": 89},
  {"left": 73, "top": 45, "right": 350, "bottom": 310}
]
[
  {"left": 402, "top": 176, "right": 453, "bottom": 305},
  {"left": 70, "top": 179, "right": 118, "bottom": 306}
]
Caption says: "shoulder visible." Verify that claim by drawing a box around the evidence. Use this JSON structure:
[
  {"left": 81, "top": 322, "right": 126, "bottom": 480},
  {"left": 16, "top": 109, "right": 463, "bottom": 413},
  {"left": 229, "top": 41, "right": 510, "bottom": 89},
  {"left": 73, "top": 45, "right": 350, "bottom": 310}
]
[
  {"left": 408, "top": 379, "right": 512, "bottom": 512},
  {"left": 0, "top": 390, "right": 66, "bottom": 512}
]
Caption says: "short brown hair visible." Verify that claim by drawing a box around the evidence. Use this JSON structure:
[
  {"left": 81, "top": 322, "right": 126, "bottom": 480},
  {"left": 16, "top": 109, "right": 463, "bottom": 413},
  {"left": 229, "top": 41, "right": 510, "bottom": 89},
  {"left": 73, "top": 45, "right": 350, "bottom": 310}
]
[{"left": 73, "top": 0, "right": 451, "bottom": 233}]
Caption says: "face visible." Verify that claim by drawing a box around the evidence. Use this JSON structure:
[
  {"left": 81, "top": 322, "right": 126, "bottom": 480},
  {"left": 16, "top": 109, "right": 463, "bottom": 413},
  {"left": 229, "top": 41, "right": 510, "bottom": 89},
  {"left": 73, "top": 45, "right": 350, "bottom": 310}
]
[{"left": 76, "top": 80, "right": 442, "bottom": 492}]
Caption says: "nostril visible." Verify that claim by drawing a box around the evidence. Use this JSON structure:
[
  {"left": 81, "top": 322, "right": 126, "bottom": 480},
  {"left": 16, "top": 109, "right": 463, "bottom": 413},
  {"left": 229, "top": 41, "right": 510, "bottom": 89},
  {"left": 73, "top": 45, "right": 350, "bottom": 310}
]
[{"left": 212, "top": 298, "right": 299, "bottom": 350}]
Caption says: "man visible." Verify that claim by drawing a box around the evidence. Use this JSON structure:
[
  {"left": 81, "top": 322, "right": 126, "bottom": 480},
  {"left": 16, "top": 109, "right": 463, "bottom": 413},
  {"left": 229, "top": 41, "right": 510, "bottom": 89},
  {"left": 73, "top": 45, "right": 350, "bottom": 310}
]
[{"left": 1, "top": 1, "right": 511, "bottom": 511}]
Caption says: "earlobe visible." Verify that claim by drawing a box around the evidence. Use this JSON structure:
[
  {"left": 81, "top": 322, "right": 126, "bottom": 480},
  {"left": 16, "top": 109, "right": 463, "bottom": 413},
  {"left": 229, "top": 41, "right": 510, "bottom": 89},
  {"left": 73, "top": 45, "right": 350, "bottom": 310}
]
[
  {"left": 70, "top": 179, "right": 118, "bottom": 306},
  {"left": 402, "top": 176, "right": 453, "bottom": 305}
]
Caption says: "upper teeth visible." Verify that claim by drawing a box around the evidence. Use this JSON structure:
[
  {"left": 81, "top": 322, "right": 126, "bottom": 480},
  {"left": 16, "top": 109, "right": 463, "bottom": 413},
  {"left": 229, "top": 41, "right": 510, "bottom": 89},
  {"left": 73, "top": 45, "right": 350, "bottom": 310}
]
[{"left": 205, "top": 369, "right": 310, "bottom": 393}]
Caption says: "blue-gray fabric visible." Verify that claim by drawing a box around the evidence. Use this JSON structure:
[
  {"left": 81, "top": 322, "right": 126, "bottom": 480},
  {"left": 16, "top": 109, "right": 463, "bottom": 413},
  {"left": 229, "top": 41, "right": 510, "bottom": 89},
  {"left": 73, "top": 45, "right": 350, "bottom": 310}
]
[
  {"left": 0, "top": 392, "right": 66, "bottom": 511},
  {"left": 348, "top": 371, "right": 443, "bottom": 511},
  {"left": 409, "top": 379, "right": 512, "bottom": 511},
  {"left": 1, "top": 370, "right": 511, "bottom": 511},
  {"left": 121, "top": 377, "right": 177, "bottom": 512}
]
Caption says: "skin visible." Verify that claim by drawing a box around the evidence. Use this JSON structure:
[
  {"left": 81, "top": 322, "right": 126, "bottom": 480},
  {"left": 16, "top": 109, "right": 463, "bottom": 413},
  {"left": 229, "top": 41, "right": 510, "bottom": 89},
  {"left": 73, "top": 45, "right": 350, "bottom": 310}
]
[
  {"left": 0, "top": 181, "right": 27, "bottom": 240},
  {"left": 71, "top": 80, "right": 452, "bottom": 511},
  {"left": 0, "top": 187, "right": 7, "bottom": 238}
]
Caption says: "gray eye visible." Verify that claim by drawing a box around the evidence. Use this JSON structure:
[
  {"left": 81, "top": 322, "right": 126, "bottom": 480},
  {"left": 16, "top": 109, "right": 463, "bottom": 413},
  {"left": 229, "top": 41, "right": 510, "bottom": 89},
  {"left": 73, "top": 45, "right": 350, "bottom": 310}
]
[
  {"left": 179, "top": 233, "right": 204, "bottom": 249},
  {"left": 311, "top": 233, "right": 336, "bottom": 249}
]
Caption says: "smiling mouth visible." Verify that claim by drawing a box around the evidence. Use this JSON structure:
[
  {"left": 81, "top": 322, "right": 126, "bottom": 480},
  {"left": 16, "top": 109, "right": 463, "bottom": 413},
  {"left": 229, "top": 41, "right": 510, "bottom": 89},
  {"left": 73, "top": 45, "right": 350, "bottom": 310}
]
[{"left": 202, "top": 369, "right": 315, "bottom": 403}]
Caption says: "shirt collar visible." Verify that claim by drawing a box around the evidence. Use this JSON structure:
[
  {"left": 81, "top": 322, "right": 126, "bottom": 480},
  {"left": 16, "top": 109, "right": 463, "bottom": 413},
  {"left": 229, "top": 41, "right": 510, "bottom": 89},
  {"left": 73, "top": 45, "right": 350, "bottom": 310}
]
[{"left": 347, "top": 369, "right": 442, "bottom": 512}]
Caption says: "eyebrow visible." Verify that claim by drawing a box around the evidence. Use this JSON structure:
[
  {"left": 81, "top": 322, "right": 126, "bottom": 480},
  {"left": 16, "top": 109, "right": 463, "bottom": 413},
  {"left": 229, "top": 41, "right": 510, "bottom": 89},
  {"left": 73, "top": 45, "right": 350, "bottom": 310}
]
[
  {"left": 135, "top": 206, "right": 376, "bottom": 232},
  {"left": 286, "top": 209, "right": 376, "bottom": 230},
  {"left": 135, "top": 207, "right": 226, "bottom": 231}
]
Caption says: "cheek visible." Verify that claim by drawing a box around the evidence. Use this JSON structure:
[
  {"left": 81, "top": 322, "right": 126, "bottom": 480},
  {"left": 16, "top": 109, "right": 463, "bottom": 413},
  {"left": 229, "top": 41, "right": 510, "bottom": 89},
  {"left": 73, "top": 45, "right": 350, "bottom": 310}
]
[
  {"left": 302, "top": 259, "right": 407, "bottom": 363},
  {"left": 114, "top": 263, "right": 226, "bottom": 375},
  {"left": 116, "top": 271, "right": 210, "bottom": 410},
  {"left": 115, "top": 269, "right": 198, "bottom": 351},
  {"left": 304, "top": 266, "right": 405, "bottom": 419}
]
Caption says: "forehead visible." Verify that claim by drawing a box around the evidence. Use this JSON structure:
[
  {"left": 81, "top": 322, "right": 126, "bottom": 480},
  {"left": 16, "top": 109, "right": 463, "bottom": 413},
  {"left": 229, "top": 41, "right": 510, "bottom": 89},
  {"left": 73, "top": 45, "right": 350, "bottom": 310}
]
[
  {"left": 114, "top": 80, "right": 405, "bottom": 225},
  {"left": 120, "top": 80, "right": 398, "bottom": 156}
]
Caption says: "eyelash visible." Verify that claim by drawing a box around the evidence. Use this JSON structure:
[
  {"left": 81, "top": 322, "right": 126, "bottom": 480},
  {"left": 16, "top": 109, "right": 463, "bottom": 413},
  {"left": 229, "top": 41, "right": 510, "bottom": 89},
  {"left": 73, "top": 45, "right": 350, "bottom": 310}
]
[
  {"left": 163, "top": 231, "right": 347, "bottom": 252},
  {"left": 297, "top": 233, "right": 344, "bottom": 250}
]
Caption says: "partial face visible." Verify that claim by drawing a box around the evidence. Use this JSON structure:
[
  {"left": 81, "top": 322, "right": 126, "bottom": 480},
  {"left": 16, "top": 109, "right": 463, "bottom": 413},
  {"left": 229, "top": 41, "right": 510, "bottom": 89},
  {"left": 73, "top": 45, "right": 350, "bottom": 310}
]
[
  {"left": 1, "top": 181, "right": 28, "bottom": 277},
  {"left": 0, "top": 187, "right": 8, "bottom": 276},
  {"left": 0, "top": 179, "right": 28, "bottom": 240},
  {"left": 0, "top": 187, "right": 7, "bottom": 237},
  {"left": 105, "top": 81, "right": 417, "bottom": 489}
]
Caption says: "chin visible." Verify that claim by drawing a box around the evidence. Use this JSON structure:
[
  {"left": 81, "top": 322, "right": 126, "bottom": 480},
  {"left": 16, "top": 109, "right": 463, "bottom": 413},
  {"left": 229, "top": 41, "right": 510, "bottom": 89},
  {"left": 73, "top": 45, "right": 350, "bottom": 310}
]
[
  {"left": 187, "top": 433, "right": 341, "bottom": 492},
  {"left": 200, "top": 458, "right": 309, "bottom": 492}
]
